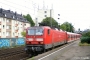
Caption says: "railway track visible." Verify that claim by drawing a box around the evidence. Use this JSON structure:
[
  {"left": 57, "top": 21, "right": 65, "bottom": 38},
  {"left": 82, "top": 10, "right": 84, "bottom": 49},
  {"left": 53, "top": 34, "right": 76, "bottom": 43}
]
[
  {"left": 0, "top": 49, "right": 24, "bottom": 58},
  {"left": 0, "top": 46, "right": 30, "bottom": 60}
]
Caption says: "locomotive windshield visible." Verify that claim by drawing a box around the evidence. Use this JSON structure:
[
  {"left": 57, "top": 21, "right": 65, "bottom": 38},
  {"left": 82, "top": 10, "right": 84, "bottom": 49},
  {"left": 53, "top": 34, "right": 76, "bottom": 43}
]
[
  {"left": 36, "top": 29, "right": 43, "bottom": 35},
  {"left": 28, "top": 29, "right": 35, "bottom": 35},
  {"left": 28, "top": 28, "right": 43, "bottom": 35}
]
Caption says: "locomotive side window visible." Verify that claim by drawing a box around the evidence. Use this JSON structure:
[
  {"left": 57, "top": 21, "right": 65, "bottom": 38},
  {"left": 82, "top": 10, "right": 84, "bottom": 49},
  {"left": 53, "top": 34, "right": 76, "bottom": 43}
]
[
  {"left": 68, "top": 35, "right": 70, "bottom": 38},
  {"left": 48, "top": 29, "right": 50, "bottom": 35}
]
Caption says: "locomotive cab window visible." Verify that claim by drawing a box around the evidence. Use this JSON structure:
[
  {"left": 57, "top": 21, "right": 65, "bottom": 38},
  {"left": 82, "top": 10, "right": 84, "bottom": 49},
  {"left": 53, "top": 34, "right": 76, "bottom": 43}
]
[
  {"left": 48, "top": 29, "right": 50, "bottom": 35},
  {"left": 27, "top": 27, "right": 43, "bottom": 35},
  {"left": 36, "top": 29, "right": 43, "bottom": 35},
  {"left": 28, "top": 29, "right": 35, "bottom": 35}
]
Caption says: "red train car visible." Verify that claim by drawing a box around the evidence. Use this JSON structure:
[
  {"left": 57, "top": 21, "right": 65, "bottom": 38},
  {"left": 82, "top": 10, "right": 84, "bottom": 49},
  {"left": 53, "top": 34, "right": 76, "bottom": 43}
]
[
  {"left": 67, "top": 32, "right": 81, "bottom": 42},
  {"left": 25, "top": 26, "right": 81, "bottom": 55}
]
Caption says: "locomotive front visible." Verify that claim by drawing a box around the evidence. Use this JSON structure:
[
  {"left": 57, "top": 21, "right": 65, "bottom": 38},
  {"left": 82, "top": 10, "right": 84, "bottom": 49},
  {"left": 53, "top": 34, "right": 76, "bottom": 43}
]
[{"left": 25, "top": 27, "right": 45, "bottom": 54}]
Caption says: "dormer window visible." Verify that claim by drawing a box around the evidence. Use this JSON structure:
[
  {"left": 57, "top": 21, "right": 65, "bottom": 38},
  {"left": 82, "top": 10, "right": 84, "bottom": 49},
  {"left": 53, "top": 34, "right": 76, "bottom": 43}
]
[
  {"left": 17, "top": 18, "right": 18, "bottom": 20},
  {"left": 5, "top": 14, "right": 7, "bottom": 17},
  {"left": 13, "top": 16, "right": 14, "bottom": 19},
  {"left": 20, "top": 18, "right": 21, "bottom": 19}
]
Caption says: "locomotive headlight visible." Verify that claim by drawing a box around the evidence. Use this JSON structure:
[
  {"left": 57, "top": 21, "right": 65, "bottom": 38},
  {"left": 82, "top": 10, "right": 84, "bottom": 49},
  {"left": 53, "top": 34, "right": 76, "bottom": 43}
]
[
  {"left": 36, "top": 38, "right": 43, "bottom": 41},
  {"left": 27, "top": 38, "right": 33, "bottom": 41}
]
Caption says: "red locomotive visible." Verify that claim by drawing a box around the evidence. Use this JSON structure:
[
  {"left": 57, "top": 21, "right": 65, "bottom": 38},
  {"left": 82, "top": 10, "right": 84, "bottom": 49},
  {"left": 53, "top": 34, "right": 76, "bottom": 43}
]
[{"left": 25, "top": 26, "right": 81, "bottom": 55}]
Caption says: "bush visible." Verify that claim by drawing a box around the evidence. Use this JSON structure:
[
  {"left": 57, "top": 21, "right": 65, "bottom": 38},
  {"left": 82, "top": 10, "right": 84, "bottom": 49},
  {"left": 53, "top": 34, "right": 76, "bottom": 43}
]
[
  {"left": 21, "top": 31, "right": 26, "bottom": 37},
  {"left": 80, "top": 37, "right": 90, "bottom": 44},
  {"left": 82, "top": 31, "right": 90, "bottom": 37}
]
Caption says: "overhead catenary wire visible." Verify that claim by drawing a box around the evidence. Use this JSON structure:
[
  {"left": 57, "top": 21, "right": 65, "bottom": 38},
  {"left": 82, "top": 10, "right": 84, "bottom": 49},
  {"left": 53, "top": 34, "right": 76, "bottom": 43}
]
[
  {"left": 0, "top": 1, "right": 34, "bottom": 15},
  {"left": 3, "top": 0, "right": 48, "bottom": 15},
  {"left": 0, "top": 1, "right": 46, "bottom": 19},
  {"left": 0, "top": 0, "right": 59, "bottom": 26}
]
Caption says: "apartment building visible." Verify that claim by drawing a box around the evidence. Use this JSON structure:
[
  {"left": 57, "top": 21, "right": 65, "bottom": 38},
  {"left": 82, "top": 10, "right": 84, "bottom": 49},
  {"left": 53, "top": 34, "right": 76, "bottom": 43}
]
[
  {"left": 34, "top": 9, "right": 54, "bottom": 26},
  {"left": 0, "top": 8, "right": 30, "bottom": 38}
]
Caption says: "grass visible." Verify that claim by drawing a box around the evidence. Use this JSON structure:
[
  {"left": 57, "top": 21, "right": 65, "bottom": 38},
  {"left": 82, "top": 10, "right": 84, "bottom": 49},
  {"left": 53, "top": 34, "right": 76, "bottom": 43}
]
[
  {"left": 27, "top": 57, "right": 34, "bottom": 60},
  {"left": 79, "top": 42, "right": 90, "bottom": 46}
]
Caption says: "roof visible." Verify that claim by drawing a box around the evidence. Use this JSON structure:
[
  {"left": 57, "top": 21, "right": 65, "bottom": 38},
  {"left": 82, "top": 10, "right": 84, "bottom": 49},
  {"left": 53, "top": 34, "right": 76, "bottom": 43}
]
[{"left": 0, "top": 8, "right": 29, "bottom": 23}]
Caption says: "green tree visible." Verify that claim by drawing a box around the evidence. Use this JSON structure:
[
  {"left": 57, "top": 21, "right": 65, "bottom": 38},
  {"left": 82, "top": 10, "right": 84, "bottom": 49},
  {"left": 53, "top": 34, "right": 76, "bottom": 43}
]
[
  {"left": 39, "top": 17, "right": 59, "bottom": 29},
  {"left": 23, "top": 14, "right": 35, "bottom": 26},
  {"left": 82, "top": 31, "right": 90, "bottom": 37},
  {"left": 21, "top": 31, "right": 26, "bottom": 37},
  {"left": 60, "top": 22, "right": 74, "bottom": 32}
]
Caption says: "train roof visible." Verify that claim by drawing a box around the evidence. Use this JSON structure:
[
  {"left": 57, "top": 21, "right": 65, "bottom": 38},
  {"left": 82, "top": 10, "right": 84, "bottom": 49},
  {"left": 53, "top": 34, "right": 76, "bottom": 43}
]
[
  {"left": 67, "top": 32, "right": 81, "bottom": 35},
  {"left": 26, "top": 26, "right": 67, "bottom": 32},
  {"left": 26, "top": 26, "right": 51, "bottom": 29}
]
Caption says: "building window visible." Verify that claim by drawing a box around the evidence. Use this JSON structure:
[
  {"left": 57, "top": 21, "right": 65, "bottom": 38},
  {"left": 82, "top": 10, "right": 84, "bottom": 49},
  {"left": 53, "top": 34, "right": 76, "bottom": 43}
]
[
  {"left": 58, "top": 18, "right": 60, "bottom": 19},
  {"left": 0, "top": 32, "right": 1, "bottom": 35},
  {"left": 0, "top": 25, "right": 1, "bottom": 28},
  {"left": 3, "top": 32, "right": 5, "bottom": 35},
  {"left": 6, "top": 32, "right": 10, "bottom": 36},
  {"left": 44, "top": 11, "right": 47, "bottom": 13},
  {"left": 24, "top": 24, "right": 26, "bottom": 26},
  {"left": 15, "top": 27, "right": 16, "bottom": 29},
  {"left": 13, "top": 26, "right": 15, "bottom": 29},
  {"left": 36, "top": 18, "right": 37, "bottom": 20},
  {"left": 13, "top": 33, "right": 14, "bottom": 36},
  {"left": 58, "top": 14, "right": 60, "bottom": 16},
  {"left": 6, "top": 25, "right": 11, "bottom": 29},
  {"left": 7, "top": 19, "right": 10, "bottom": 22},
  {"left": 44, "top": 15, "right": 47, "bottom": 17},
  {"left": 0, "top": 19, "right": 1, "bottom": 21},
  {"left": 21, "top": 27, "right": 22, "bottom": 28},
  {"left": 3, "top": 18, "right": 5, "bottom": 22},
  {"left": 15, "top": 21, "right": 16, "bottom": 24},
  {"left": 3, "top": 25, "right": 4, "bottom": 29}
]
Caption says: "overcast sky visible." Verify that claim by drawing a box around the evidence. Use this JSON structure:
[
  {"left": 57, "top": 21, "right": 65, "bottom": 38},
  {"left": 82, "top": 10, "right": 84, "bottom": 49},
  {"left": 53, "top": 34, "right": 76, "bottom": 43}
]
[{"left": 0, "top": 0, "right": 90, "bottom": 31}]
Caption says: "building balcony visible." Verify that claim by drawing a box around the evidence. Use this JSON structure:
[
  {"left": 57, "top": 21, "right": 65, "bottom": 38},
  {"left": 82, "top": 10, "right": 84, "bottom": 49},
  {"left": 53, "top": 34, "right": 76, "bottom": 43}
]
[
  {"left": 0, "top": 22, "right": 1, "bottom": 25},
  {"left": 15, "top": 29, "right": 18, "bottom": 33},
  {"left": 6, "top": 36, "right": 11, "bottom": 38},
  {"left": 23, "top": 28, "right": 26, "bottom": 31},
  {"left": 0, "top": 29, "right": 1, "bottom": 31},
  {"left": 6, "top": 29, "right": 11, "bottom": 32},
  {"left": 15, "top": 24, "right": 18, "bottom": 27},
  {"left": 6, "top": 22, "right": 11, "bottom": 25},
  {"left": 15, "top": 36, "right": 18, "bottom": 38}
]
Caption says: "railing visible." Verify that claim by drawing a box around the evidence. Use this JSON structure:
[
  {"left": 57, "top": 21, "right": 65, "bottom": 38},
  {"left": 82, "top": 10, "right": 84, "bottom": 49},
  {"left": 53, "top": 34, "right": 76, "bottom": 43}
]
[
  {"left": 6, "top": 22, "right": 11, "bottom": 25},
  {"left": 0, "top": 29, "right": 1, "bottom": 31},
  {"left": 15, "top": 24, "right": 18, "bottom": 27},
  {"left": 6, "top": 29, "right": 11, "bottom": 32},
  {"left": 0, "top": 22, "right": 1, "bottom": 24}
]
